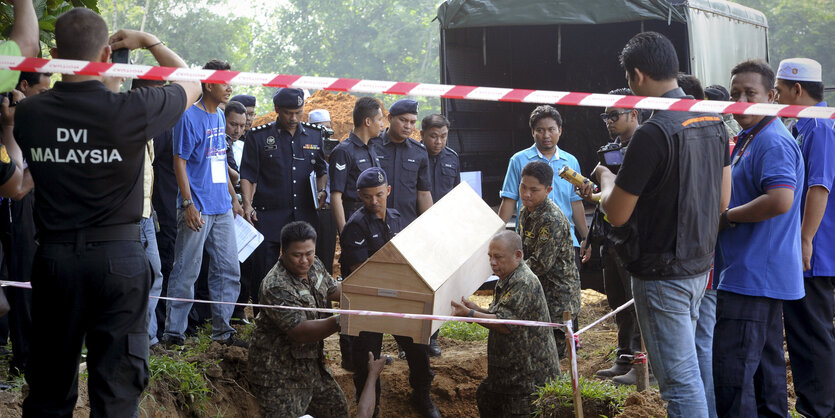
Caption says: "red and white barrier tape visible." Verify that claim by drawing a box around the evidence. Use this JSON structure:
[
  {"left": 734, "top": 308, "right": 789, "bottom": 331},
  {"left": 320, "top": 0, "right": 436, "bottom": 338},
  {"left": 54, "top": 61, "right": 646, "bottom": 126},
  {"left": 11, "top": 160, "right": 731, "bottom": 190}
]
[
  {"left": 2, "top": 56, "right": 833, "bottom": 119},
  {"left": 0, "top": 280, "right": 566, "bottom": 330},
  {"left": 575, "top": 298, "right": 634, "bottom": 335}
]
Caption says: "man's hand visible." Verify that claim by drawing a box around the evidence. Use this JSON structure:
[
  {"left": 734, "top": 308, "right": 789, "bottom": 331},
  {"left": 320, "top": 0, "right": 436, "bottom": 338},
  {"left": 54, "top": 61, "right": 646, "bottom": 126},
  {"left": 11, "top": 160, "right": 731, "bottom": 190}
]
[
  {"left": 450, "top": 298, "right": 470, "bottom": 317},
  {"left": 592, "top": 164, "right": 615, "bottom": 185},
  {"left": 580, "top": 239, "right": 591, "bottom": 263},
  {"left": 232, "top": 199, "right": 244, "bottom": 219},
  {"left": 108, "top": 29, "right": 160, "bottom": 51},
  {"left": 317, "top": 190, "right": 327, "bottom": 208},
  {"left": 243, "top": 202, "right": 257, "bottom": 223},
  {"left": 802, "top": 238, "right": 813, "bottom": 271},
  {"left": 0, "top": 90, "right": 23, "bottom": 126},
  {"left": 367, "top": 351, "right": 387, "bottom": 379},
  {"left": 185, "top": 205, "right": 204, "bottom": 232}
]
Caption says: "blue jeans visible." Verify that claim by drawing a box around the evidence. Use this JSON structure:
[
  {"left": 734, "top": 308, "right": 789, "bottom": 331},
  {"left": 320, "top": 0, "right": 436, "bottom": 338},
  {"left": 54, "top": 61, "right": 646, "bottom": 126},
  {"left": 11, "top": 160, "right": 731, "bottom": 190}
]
[
  {"left": 695, "top": 288, "right": 717, "bottom": 418},
  {"left": 140, "top": 216, "right": 164, "bottom": 346},
  {"left": 164, "top": 209, "right": 240, "bottom": 341},
  {"left": 632, "top": 273, "right": 708, "bottom": 418}
]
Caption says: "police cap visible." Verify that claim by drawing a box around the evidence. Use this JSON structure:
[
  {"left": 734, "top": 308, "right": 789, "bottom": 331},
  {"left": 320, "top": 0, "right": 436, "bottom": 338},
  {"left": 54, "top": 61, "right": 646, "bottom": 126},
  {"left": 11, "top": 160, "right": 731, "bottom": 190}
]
[
  {"left": 231, "top": 94, "right": 256, "bottom": 107},
  {"left": 273, "top": 88, "right": 305, "bottom": 109},
  {"left": 357, "top": 167, "right": 388, "bottom": 189},
  {"left": 389, "top": 99, "right": 419, "bottom": 116}
]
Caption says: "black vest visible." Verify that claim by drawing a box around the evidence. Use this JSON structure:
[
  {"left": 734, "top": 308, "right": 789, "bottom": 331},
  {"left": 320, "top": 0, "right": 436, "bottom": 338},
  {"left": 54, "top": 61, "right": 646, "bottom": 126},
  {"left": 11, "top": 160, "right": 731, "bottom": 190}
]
[{"left": 627, "top": 109, "right": 726, "bottom": 278}]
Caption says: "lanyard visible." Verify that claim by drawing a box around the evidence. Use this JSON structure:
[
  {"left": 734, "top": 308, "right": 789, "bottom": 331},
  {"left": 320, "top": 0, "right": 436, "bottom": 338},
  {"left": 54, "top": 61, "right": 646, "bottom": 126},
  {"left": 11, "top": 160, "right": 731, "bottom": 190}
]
[
  {"left": 200, "top": 98, "right": 218, "bottom": 151},
  {"left": 731, "top": 116, "right": 776, "bottom": 167}
]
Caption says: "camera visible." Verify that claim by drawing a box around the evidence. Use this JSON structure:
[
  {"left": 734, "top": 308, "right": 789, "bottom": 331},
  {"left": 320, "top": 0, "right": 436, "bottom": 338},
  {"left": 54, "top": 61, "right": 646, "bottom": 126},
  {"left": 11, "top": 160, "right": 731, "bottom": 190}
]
[
  {"left": 316, "top": 124, "right": 339, "bottom": 156},
  {"left": 597, "top": 142, "right": 627, "bottom": 174}
]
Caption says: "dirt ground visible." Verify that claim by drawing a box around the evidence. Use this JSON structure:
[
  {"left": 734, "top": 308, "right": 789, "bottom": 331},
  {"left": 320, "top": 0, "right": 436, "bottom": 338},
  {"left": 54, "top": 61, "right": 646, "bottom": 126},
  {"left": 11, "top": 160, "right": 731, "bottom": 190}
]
[{"left": 1, "top": 289, "right": 811, "bottom": 417}]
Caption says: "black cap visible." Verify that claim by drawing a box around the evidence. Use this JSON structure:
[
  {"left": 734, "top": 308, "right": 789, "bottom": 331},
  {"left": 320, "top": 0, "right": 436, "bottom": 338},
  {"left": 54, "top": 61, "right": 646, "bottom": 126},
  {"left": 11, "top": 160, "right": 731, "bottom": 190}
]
[
  {"left": 389, "top": 99, "right": 418, "bottom": 116},
  {"left": 704, "top": 86, "right": 729, "bottom": 102},
  {"left": 356, "top": 167, "right": 387, "bottom": 189},
  {"left": 231, "top": 94, "right": 256, "bottom": 107},
  {"left": 273, "top": 88, "right": 305, "bottom": 109}
]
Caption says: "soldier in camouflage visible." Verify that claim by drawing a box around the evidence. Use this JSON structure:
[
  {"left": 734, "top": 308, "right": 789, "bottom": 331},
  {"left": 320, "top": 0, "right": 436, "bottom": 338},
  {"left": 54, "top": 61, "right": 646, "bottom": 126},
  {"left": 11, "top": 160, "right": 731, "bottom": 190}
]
[
  {"left": 247, "top": 221, "right": 348, "bottom": 418},
  {"left": 451, "top": 231, "right": 561, "bottom": 417},
  {"left": 517, "top": 161, "right": 581, "bottom": 357}
]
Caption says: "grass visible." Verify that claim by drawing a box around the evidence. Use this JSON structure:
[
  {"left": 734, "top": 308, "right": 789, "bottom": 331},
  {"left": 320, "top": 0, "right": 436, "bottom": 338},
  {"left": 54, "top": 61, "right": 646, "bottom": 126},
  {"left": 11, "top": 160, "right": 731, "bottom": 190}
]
[
  {"left": 439, "top": 320, "right": 489, "bottom": 341},
  {"left": 534, "top": 376, "right": 633, "bottom": 417},
  {"left": 148, "top": 354, "right": 211, "bottom": 410}
]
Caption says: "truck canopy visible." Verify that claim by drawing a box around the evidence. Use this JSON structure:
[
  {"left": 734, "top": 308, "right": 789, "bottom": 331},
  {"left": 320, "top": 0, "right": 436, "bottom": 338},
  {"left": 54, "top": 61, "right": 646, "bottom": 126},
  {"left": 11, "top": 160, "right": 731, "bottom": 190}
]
[{"left": 436, "top": 0, "right": 767, "bottom": 207}]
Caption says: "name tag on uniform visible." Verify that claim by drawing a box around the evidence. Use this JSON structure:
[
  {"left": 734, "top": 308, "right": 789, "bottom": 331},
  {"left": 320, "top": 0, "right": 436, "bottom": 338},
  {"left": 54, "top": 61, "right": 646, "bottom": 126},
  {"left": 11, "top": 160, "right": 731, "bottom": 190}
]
[
  {"left": 211, "top": 156, "right": 226, "bottom": 184},
  {"left": 264, "top": 145, "right": 277, "bottom": 151},
  {"left": 299, "top": 290, "right": 311, "bottom": 297}
]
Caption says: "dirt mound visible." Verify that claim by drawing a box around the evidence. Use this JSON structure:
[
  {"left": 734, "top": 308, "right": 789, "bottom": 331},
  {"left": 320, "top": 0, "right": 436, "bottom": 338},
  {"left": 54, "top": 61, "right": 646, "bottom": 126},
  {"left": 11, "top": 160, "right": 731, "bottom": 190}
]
[{"left": 618, "top": 389, "right": 667, "bottom": 418}]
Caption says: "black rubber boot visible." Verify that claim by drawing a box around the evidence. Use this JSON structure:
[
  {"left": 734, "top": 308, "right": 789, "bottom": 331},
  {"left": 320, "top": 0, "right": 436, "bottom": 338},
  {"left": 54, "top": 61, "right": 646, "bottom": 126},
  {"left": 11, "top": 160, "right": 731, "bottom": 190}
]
[
  {"left": 411, "top": 388, "right": 441, "bottom": 418},
  {"left": 595, "top": 354, "right": 633, "bottom": 378},
  {"left": 429, "top": 330, "right": 441, "bottom": 357}
]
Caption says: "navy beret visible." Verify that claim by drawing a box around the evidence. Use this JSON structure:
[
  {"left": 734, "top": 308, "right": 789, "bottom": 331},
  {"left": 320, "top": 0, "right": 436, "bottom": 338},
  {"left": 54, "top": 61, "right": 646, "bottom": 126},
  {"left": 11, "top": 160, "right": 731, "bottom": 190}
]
[
  {"left": 704, "top": 87, "right": 729, "bottom": 102},
  {"left": 389, "top": 99, "right": 418, "bottom": 116},
  {"left": 273, "top": 88, "right": 305, "bottom": 109},
  {"left": 356, "top": 167, "right": 388, "bottom": 189},
  {"left": 230, "top": 94, "right": 256, "bottom": 107}
]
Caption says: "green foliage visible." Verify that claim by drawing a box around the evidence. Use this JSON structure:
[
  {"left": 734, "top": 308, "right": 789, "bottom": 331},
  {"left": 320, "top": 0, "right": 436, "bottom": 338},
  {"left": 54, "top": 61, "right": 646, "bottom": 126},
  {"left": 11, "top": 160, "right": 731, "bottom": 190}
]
[
  {"left": 534, "top": 376, "right": 633, "bottom": 417},
  {"left": 182, "top": 322, "right": 214, "bottom": 356},
  {"left": 731, "top": 0, "right": 835, "bottom": 103},
  {"left": 0, "top": 0, "right": 99, "bottom": 53},
  {"left": 148, "top": 354, "right": 211, "bottom": 409},
  {"left": 439, "top": 320, "right": 489, "bottom": 341}
]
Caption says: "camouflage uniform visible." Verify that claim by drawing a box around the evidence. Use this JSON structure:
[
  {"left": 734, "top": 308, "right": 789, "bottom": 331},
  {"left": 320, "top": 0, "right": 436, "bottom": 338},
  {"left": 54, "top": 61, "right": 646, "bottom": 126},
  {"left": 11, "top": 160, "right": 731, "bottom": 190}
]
[
  {"left": 247, "top": 257, "right": 348, "bottom": 418},
  {"left": 477, "top": 262, "right": 561, "bottom": 417},
  {"left": 518, "top": 198, "right": 581, "bottom": 356}
]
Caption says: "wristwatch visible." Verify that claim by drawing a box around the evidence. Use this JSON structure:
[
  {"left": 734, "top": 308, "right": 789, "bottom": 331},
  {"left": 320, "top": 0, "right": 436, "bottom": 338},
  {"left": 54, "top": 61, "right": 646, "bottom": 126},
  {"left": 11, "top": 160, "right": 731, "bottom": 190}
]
[
  {"left": 468, "top": 309, "right": 475, "bottom": 317},
  {"left": 182, "top": 198, "right": 194, "bottom": 209}
]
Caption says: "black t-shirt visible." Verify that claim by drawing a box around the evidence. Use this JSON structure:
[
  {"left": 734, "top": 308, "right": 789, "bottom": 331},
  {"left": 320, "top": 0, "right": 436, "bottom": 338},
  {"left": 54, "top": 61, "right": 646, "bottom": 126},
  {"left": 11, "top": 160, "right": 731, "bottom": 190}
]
[
  {"left": 615, "top": 119, "right": 730, "bottom": 256},
  {"left": 14, "top": 80, "right": 187, "bottom": 231}
]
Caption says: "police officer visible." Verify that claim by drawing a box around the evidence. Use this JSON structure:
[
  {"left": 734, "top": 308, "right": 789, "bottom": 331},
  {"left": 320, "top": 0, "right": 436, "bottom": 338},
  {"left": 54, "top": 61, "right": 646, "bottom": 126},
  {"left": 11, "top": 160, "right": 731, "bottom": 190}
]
[
  {"left": 13, "top": 11, "right": 201, "bottom": 415},
  {"left": 377, "top": 99, "right": 433, "bottom": 225},
  {"left": 419, "top": 113, "right": 459, "bottom": 357},
  {"left": 240, "top": 88, "right": 328, "bottom": 306},
  {"left": 329, "top": 96, "right": 385, "bottom": 233},
  {"left": 341, "top": 167, "right": 440, "bottom": 418},
  {"left": 420, "top": 114, "right": 459, "bottom": 205}
]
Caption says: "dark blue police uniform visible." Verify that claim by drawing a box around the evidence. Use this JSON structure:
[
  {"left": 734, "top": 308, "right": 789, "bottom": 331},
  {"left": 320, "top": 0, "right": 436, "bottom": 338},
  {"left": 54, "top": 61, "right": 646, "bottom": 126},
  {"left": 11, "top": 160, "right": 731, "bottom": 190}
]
[
  {"left": 328, "top": 132, "right": 380, "bottom": 219},
  {"left": 240, "top": 119, "right": 327, "bottom": 302},
  {"left": 427, "top": 147, "right": 460, "bottom": 202},
  {"left": 376, "top": 130, "right": 431, "bottom": 225}
]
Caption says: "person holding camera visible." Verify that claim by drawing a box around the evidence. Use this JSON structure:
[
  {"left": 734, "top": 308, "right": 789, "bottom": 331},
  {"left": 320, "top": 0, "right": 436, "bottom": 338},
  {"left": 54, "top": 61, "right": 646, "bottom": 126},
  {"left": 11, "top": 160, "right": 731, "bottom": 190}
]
[
  {"left": 14, "top": 8, "right": 201, "bottom": 414},
  {"left": 593, "top": 32, "right": 729, "bottom": 417},
  {"left": 582, "top": 88, "right": 645, "bottom": 385},
  {"left": 240, "top": 88, "right": 329, "bottom": 308}
]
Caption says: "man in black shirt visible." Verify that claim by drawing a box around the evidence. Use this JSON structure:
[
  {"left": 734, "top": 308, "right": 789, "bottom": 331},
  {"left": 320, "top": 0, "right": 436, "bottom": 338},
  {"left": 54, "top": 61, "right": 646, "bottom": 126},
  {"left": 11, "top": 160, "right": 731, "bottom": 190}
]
[
  {"left": 13, "top": 9, "right": 200, "bottom": 415},
  {"left": 593, "top": 32, "right": 729, "bottom": 417},
  {"left": 376, "top": 99, "right": 433, "bottom": 226},
  {"left": 341, "top": 167, "right": 440, "bottom": 418}
]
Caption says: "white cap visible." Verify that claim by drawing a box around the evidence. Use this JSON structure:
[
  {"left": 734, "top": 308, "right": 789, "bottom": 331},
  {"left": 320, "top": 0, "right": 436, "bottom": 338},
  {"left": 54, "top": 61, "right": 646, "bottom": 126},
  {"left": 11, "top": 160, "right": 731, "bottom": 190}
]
[
  {"left": 308, "top": 109, "right": 331, "bottom": 124},
  {"left": 776, "top": 58, "right": 822, "bottom": 83}
]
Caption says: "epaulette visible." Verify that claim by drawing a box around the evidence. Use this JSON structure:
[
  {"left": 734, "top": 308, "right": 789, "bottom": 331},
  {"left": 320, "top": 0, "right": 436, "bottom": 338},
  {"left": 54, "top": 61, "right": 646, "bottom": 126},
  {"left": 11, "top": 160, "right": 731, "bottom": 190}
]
[
  {"left": 408, "top": 137, "right": 425, "bottom": 148},
  {"left": 250, "top": 121, "right": 275, "bottom": 133},
  {"left": 300, "top": 121, "right": 326, "bottom": 132},
  {"left": 445, "top": 146, "right": 459, "bottom": 156}
]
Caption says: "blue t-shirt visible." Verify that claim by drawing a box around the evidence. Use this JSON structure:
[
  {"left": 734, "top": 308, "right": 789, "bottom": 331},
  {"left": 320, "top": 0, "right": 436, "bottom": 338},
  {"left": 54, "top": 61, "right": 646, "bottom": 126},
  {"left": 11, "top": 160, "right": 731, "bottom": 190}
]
[
  {"left": 173, "top": 104, "right": 231, "bottom": 215},
  {"left": 500, "top": 145, "right": 583, "bottom": 246},
  {"left": 715, "top": 118, "right": 804, "bottom": 300},
  {"left": 795, "top": 102, "right": 835, "bottom": 278}
]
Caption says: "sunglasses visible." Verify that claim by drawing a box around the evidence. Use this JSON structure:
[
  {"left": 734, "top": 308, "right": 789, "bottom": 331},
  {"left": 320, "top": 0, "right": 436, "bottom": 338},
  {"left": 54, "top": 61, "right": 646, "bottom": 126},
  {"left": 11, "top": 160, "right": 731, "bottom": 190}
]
[{"left": 600, "top": 110, "right": 632, "bottom": 123}]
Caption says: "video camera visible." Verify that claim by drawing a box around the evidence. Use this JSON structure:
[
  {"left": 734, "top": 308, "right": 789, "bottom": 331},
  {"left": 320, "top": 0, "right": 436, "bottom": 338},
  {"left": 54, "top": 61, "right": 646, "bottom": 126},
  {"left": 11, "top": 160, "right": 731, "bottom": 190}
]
[
  {"left": 597, "top": 142, "right": 627, "bottom": 174},
  {"left": 316, "top": 124, "right": 339, "bottom": 156}
]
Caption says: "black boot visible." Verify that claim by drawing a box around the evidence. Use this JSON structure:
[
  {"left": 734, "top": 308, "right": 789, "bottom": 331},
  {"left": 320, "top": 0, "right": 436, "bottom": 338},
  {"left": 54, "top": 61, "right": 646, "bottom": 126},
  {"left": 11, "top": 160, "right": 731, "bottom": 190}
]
[
  {"left": 411, "top": 388, "right": 441, "bottom": 418},
  {"left": 429, "top": 331, "right": 441, "bottom": 357},
  {"left": 595, "top": 354, "right": 633, "bottom": 378}
]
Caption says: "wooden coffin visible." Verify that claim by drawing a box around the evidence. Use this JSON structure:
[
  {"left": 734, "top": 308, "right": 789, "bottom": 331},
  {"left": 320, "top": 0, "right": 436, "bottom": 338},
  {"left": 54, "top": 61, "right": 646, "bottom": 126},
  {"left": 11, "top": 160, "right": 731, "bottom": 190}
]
[{"left": 340, "top": 182, "right": 504, "bottom": 344}]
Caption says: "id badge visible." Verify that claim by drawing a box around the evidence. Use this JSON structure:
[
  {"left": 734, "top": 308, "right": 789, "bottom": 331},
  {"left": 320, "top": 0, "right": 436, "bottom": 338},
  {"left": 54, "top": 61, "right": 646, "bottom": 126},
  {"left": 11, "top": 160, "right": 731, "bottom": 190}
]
[{"left": 211, "top": 157, "right": 227, "bottom": 183}]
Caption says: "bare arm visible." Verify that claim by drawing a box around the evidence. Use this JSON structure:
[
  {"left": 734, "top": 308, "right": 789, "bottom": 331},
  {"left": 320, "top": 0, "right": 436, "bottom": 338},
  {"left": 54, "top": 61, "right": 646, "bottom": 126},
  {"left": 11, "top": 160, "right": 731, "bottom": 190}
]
[
  {"left": 596, "top": 166, "right": 639, "bottom": 227},
  {"left": 800, "top": 186, "right": 829, "bottom": 271},
  {"left": 240, "top": 179, "right": 257, "bottom": 223},
  {"left": 316, "top": 174, "right": 328, "bottom": 207},
  {"left": 357, "top": 352, "right": 387, "bottom": 418},
  {"left": 285, "top": 315, "right": 341, "bottom": 344},
  {"left": 227, "top": 165, "right": 239, "bottom": 185},
  {"left": 451, "top": 298, "right": 510, "bottom": 334},
  {"left": 9, "top": 0, "right": 39, "bottom": 58},
  {"left": 108, "top": 30, "right": 201, "bottom": 107},
  {"left": 720, "top": 165, "right": 731, "bottom": 212},
  {"left": 332, "top": 191, "right": 347, "bottom": 233},
  {"left": 571, "top": 200, "right": 587, "bottom": 240},
  {"left": 174, "top": 156, "right": 204, "bottom": 231},
  {"left": 227, "top": 173, "right": 243, "bottom": 218},
  {"left": 327, "top": 283, "right": 342, "bottom": 302},
  {"left": 725, "top": 187, "right": 794, "bottom": 224},
  {"left": 417, "top": 190, "right": 433, "bottom": 215},
  {"left": 497, "top": 198, "right": 516, "bottom": 223}
]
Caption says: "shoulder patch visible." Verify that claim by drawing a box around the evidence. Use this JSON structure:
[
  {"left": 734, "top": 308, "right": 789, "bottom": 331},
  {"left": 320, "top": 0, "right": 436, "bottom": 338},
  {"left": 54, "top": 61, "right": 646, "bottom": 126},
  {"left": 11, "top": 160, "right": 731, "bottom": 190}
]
[
  {"left": 251, "top": 121, "right": 275, "bottom": 133},
  {"left": 445, "top": 146, "right": 458, "bottom": 156},
  {"left": 301, "top": 121, "right": 326, "bottom": 132}
]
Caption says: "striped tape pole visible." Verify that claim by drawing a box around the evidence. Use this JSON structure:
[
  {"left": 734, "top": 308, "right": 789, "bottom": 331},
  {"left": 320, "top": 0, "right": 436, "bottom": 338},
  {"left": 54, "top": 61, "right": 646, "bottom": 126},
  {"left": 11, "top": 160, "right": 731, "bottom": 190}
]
[{"left": 2, "top": 55, "right": 833, "bottom": 119}]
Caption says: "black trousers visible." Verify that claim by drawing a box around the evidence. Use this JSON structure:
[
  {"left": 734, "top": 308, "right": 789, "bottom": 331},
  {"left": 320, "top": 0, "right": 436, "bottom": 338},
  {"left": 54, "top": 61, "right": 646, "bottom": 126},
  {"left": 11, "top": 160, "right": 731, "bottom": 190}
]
[
  {"left": 602, "top": 246, "right": 641, "bottom": 360},
  {"left": 351, "top": 332, "right": 433, "bottom": 404},
  {"left": 23, "top": 240, "right": 150, "bottom": 417},
  {"left": 153, "top": 221, "right": 176, "bottom": 340},
  {"left": 316, "top": 208, "right": 337, "bottom": 275},
  {"left": 713, "top": 291, "right": 786, "bottom": 418},
  {"left": 783, "top": 277, "right": 835, "bottom": 418}
]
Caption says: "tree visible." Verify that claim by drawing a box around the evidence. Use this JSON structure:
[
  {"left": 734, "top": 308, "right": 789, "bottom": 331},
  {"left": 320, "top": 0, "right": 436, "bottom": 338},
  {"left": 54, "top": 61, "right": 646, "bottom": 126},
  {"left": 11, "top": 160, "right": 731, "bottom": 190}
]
[{"left": 0, "top": 0, "right": 100, "bottom": 53}]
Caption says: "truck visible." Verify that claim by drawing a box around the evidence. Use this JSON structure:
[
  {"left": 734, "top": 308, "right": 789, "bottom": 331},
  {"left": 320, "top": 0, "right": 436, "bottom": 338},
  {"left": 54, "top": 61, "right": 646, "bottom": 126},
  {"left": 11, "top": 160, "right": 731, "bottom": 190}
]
[{"left": 436, "top": 0, "right": 768, "bottom": 289}]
